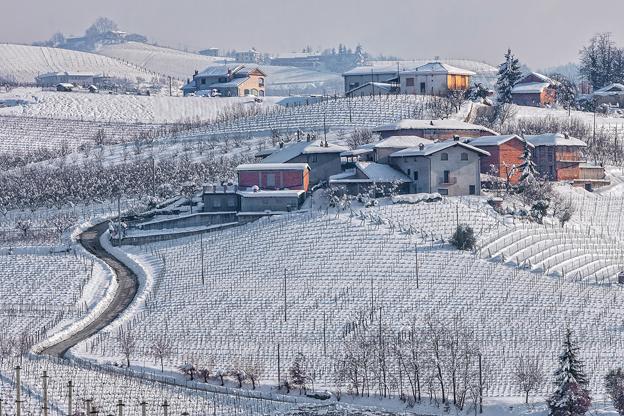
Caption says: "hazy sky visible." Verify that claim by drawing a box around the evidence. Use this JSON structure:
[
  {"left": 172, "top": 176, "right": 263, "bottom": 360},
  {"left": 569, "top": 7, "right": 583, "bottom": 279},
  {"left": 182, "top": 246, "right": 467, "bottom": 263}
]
[{"left": 4, "top": 0, "right": 624, "bottom": 69}]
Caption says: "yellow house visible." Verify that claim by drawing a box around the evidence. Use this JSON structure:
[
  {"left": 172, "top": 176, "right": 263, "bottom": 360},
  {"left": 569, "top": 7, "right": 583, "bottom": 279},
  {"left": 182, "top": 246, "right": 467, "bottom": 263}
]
[
  {"left": 183, "top": 65, "right": 267, "bottom": 97},
  {"left": 400, "top": 62, "right": 475, "bottom": 96}
]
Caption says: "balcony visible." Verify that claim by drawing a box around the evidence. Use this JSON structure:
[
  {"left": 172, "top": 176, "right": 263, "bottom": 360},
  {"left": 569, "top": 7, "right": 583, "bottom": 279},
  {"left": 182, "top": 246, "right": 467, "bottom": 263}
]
[{"left": 438, "top": 176, "right": 457, "bottom": 186}]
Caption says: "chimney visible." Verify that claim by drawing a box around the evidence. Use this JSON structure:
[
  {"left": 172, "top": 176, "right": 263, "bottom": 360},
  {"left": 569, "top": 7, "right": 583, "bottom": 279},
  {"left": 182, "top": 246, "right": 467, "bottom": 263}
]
[
  {"left": 418, "top": 143, "right": 425, "bottom": 150},
  {"left": 306, "top": 133, "right": 311, "bottom": 142},
  {"left": 563, "top": 132, "right": 570, "bottom": 140},
  {"left": 429, "top": 120, "right": 434, "bottom": 126},
  {"left": 453, "top": 135, "right": 460, "bottom": 142},
  {"left": 279, "top": 141, "right": 284, "bottom": 148},
  {"left": 194, "top": 70, "right": 198, "bottom": 76}
]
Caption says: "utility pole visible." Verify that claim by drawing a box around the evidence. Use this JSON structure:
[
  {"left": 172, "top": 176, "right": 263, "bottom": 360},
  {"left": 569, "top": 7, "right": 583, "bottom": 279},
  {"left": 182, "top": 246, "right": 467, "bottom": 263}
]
[
  {"left": 323, "top": 312, "right": 327, "bottom": 356},
  {"left": 415, "top": 243, "right": 419, "bottom": 289},
  {"left": 200, "top": 234, "right": 205, "bottom": 285},
  {"left": 277, "top": 343, "right": 281, "bottom": 388},
  {"left": 168, "top": 76, "right": 172, "bottom": 96},
  {"left": 162, "top": 400, "right": 169, "bottom": 416},
  {"left": 42, "top": 371, "right": 49, "bottom": 416},
  {"left": 85, "top": 398, "right": 93, "bottom": 415},
  {"left": 283, "top": 268, "right": 287, "bottom": 322},
  {"left": 68, "top": 380, "right": 73, "bottom": 416},
  {"left": 15, "top": 366, "right": 21, "bottom": 416},
  {"left": 117, "top": 399, "right": 124, "bottom": 416},
  {"left": 140, "top": 400, "right": 147, "bottom": 416},
  {"left": 478, "top": 353, "right": 483, "bottom": 414}
]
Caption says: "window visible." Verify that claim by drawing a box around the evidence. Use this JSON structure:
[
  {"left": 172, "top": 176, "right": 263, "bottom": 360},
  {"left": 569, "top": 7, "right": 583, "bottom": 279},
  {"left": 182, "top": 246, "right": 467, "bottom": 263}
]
[
  {"left": 310, "top": 154, "right": 318, "bottom": 163},
  {"left": 469, "top": 185, "right": 476, "bottom": 195},
  {"left": 349, "top": 82, "right": 360, "bottom": 90},
  {"left": 407, "top": 168, "right": 411, "bottom": 177},
  {"left": 406, "top": 78, "right": 415, "bottom": 87},
  {"left": 441, "top": 153, "right": 448, "bottom": 161},
  {"left": 227, "top": 198, "right": 236, "bottom": 207},
  {"left": 461, "top": 152, "right": 468, "bottom": 161},
  {"left": 219, "top": 77, "right": 227, "bottom": 83},
  {"left": 438, "top": 189, "right": 449, "bottom": 196},
  {"left": 414, "top": 171, "right": 418, "bottom": 180},
  {"left": 244, "top": 89, "right": 250, "bottom": 95},
  {"left": 266, "top": 173, "right": 276, "bottom": 188},
  {"left": 443, "top": 170, "right": 450, "bottom": 183},
  {"left": 201, "top": 78, "right": 206, "bottom": 85},
  {"left": 420, "top": 82, "right": 426, "bottom": 94},
  {"left": 259, "top": 78, "right": 265, "bottom": 87}
]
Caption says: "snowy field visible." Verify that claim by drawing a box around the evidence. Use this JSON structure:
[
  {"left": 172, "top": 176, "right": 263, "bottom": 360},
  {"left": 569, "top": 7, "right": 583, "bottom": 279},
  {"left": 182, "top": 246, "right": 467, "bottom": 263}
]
[
  {"left": 68, "top": 196, "right": 624, "bottom": 406},
  {"left": 514, "top": 104, "right": 624, "bottom": 134},
  {"left": 0, "top": 43, "right": 157, "bottom": 84},
  {"left": 0, "top": 87, "right": 281, "bottom": 124},
  {"left": 97, "top": 42, "right": 343, "bottom": 94}
]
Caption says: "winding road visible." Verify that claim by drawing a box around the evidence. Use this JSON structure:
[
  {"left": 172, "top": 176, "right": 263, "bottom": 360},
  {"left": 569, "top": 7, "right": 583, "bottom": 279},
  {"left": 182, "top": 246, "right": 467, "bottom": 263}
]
[{"left": 40, "top": 222, "right": 139, "bottom": 357}]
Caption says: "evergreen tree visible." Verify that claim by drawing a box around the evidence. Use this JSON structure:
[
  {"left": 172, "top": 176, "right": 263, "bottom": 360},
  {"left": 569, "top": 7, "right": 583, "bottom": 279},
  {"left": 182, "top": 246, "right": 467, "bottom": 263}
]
[
  {"left": 354, "top": 45, "right": 366, "bottom": 66},
  {"left": 289, "top": 352, "right": 309, "bottom": 393},
  {"left": 518, "top": 142, "right": 538, "bottom": 182},
  {"left": 547, "top": 329, "right": 591, "bottom": 416},
  {"left": 550, "top": 73, "right": 578, "bottom": 115},
  {"left": 496, "top": 49, "right": 522, "bottom": 104}
]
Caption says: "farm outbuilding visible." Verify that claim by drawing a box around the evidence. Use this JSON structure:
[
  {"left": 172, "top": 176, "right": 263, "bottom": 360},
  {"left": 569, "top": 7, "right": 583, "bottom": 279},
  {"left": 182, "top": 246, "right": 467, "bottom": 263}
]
[
  {"left": 524, "top": 133, "right": 594, "bottom": 182},
  {"left": 593, "top": 83, "right": 624, "bottom": 108},
  {"left": 511, "top": 72, "right": 558, "bottom": 107},
  {"left": 236, "top": 163, "right": 310, "bottom": 192}
]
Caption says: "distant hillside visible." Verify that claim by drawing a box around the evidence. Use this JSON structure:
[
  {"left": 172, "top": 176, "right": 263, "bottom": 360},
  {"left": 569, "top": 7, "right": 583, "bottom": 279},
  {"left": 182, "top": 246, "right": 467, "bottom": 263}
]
[
  {"left": 98, "top": 42, "right": 343, "bottom": 95},
  {"left": 0, "top": 43, "right": 161, "bottom": 85}
]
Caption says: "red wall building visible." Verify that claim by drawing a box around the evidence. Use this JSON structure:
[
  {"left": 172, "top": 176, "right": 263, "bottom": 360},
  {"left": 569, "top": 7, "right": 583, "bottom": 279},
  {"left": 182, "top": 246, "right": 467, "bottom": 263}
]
[
  {"left": 466, "top": 135, "right": 532, "bottom": 184},
  {"left": 237, "top": 163, "right": 310, "bottom": 191}
]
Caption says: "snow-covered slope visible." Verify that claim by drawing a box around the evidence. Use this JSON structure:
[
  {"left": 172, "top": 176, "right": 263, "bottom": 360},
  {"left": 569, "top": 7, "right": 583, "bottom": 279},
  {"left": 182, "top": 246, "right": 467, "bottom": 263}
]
[{"left": 0, "top": 43, "right": 157, "bottom": 84}]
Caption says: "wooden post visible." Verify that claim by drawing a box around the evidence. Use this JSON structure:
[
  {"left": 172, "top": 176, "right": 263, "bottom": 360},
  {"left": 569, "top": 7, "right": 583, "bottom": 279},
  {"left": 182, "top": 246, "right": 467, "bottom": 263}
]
[
  {"left": 323, "top": 312, "right": 327, "bottom": 356},
  {"left": 200, "top": 234, "right": 205, "bottom": 285},
  {"left": 140, "top": 401, "right": 147, "bottom": 416},
  {"left": 415, "top": 244, "right": 419, "bottom": 289},
  {"left": 117, "top": 399, "right": 124, "bottom": 416},
  {"left": 283, "top": 269, "right": 287, "bottom": 322},
  {"left": 42, "top": 370, "right": 49, "bottom": 416},
  {"left": 277, "top": 343, "right": 281, "bottom": 388},
  {"left": 68, "top": 380, "right": 73, "bottom": 416},
  {"left": 162, "top": 400, "right": 169, "bottom": 416},
  {"left": 478, "top": 353, "right": 483, "bottom": 414},
  {"left": 15, "top": 366, "right": 21, "bottom": 416},
  {"left": 85, "top": 398, "right": 93, "bottom": 415}
]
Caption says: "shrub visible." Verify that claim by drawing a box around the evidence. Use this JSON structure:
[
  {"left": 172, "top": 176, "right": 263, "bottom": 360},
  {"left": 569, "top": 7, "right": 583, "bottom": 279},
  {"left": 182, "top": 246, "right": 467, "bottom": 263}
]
[{"left": 450, "top": 224, "right": 476, "bottom": 251}]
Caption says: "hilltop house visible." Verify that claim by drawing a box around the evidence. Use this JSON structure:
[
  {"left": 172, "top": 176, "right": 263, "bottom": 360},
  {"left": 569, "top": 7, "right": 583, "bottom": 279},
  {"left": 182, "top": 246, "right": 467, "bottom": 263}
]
[
  {"left": 389, "top": 139, "right": 489, "bottom": 196},
  {"left": 183, "top": 65, "right": 267, "bottom": 97},
  {"left": 257, "top": 139, "right": 348, "bottom": 185},
  {"left": 373, "top": 119, "right": 497, "bottom": 140},
  {"left": 400, "top": 62, "right": 475, "bottom": 96},
  {"left": 465, "top": 135, "right": 533, "bottom": 184},
  {"left": 593, "top": 83, "right": 624, "bottom": 108},
  {"left": 511, "top": 72, "right": 559, "bottom": 107}
]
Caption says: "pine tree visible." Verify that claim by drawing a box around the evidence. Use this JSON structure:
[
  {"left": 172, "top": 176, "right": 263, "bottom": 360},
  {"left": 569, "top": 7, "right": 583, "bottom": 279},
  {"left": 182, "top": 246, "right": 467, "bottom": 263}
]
[
  {"left": 547, "top": 329, "right": 591, "bottom": 416},
  {"left": 289, "top": 352, "right": 309, "bottom": 393},
  {"left": 518, "top": 142, "right": 538, "bottom": 182},
  {"left": 496, "top": 49, "right": 522, "bottom": 104}
]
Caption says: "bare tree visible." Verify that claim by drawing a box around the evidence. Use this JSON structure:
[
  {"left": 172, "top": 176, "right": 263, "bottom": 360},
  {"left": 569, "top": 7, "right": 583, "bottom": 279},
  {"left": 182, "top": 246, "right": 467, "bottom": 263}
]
[
  {"left": 552, "top": 196, "right": 577, "bottom": 228},
  {"left": 117, "top": 328, "right": 136, "bottom": 367},
  {"left": 197, "top": 356, "right": 215, "bottom": 382},
  {"left": 514, "top": 355, "right": 545, "bottom": 404},
  {"left": 150, "top": 334, "right": 173, "bottom": 372},
  {"left": 244, "top": 359, "right": 265, "bottom": 390},
  {"left": 346, "top": 128, "right": 375, "bottom": 149}
]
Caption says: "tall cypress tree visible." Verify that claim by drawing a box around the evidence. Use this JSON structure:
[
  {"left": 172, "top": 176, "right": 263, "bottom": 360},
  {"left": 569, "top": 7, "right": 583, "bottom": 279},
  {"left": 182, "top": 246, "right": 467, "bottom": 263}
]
[
  {"left": 547, "top": 328, "right": 591, "bottom": 416},
  {"left": 496, "top": 49, "right": 522, "bottom": 104}
]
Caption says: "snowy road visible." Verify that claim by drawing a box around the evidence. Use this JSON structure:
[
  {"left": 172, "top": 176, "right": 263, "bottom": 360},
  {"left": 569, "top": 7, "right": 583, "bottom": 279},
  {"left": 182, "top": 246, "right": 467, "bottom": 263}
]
[{"left": 39, "top": 221, "right": 139, "bottom": 357}]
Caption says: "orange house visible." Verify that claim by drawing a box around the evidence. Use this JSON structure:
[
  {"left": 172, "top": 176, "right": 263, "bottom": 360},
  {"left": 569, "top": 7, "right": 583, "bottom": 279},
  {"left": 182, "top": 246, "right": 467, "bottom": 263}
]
[{"left": 236, "top": 163, "right": 310, "bottom": 191}]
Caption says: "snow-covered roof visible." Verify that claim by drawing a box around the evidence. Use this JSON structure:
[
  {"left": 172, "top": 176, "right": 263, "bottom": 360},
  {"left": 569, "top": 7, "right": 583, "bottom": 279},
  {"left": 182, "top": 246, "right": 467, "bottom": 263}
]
[
  {"left": 357, "top": 162, "right": 411, "bottom": 182},
  {"left": 404, "top": 62, "right": 475, "bottom": 76},
  {"left": 390, "top": 141, "right": 490, "bottom": 157},
  {"left": 262, "top": 140, "right": 348, "bottom": 163},
  {"left": 238, "top": 189, "right": 306, "bottom": 198},
  {"left": 343, "top": 65, "right": 399, "bottom": 76},
  {"left": 525, "top": 133, "right": 587, "bottom": 147},
  {"left": 465, "top": 134, "right": 533, "bottom": 147},
  {"left": 511, "top": 82, "right": 551, "bottom": 94},
  {"left": 197, "top": 65, "right": 245, "bottom": 77},
  {"left": 373, "top": 135, "right": 433, "bottom": 149},
  {"left": 594, "top": 83, "right": 624, "bottom": 96},
  {"left": 518, "top": 72, "right": 556, "bottom": 84},
  {"left": 347, "top": 82, "right": 395, "bottom": 95},
  {"left": 373, "top": 119, "right": 497, "bottom": 135},
  {"left": 236, "top": 163, "right": 310, "bottom": 171},
  {"left": 340, "top": 148, "right": 374, "bottom": 157},
  {"left": 37, "top": 71, "right": 97, "bottom": 78}
]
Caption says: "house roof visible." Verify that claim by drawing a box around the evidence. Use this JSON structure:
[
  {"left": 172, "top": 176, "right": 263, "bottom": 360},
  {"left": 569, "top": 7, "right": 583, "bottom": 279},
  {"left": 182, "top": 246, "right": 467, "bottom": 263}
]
[
  {"left": 340, "top": 148, "right": 374, "bottom": 157},
  {"left": 403, "top": 62, "right": 475, "bottom": 76},
  {"left": 355, "top": 162, "right": 412, "bottom": 183},
  {"left": 511, "top": 82, "right": 551, "bottom": 94},
  {"left": 525, "top": 133, "right": 587, "bottom": 147},
  {"left": 373, "top": 135, "right": 433, "bottom": 149},
  {"left": 517, "top": 72, "right": 557, "bottom": 84},
  {"left": 594, "top": 83, "right": 624, "bottom": 96},
  {"left": 262, "top": 140, "right": 348, "bottom": 163},
  {"left": 236, "top": 163, "right": 310, "bottom": 171},
  {"left": 390, "top": 141, "right": 490, "bottom": 157},
  {"left": 465, "top": 134, "right": 534, "bottom": 148},
  {"left": 373, "top": 119, "right": 497, "bottom": 135},
  {"left": 209, "top": 77, "right": 249, "bottom": 88},
  {"left": 37, "top": 71, "right": 97, "bottom": 78},
  {"left": 197, "top": 65, "right": 245, "bottom": 77},
  {"left": 343, "top": 65, "right": 400, "bottom": 76},
  {"left": 347, "top": 82, "right": 396, "bottom": 95},
  {"left": 238, "top": 189, "right": 306, "bottom": 198}
]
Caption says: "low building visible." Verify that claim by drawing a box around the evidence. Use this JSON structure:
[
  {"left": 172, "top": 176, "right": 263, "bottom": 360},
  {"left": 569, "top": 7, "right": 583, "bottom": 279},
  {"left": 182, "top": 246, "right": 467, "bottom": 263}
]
[
  {"left": 389, "top": 140, "right": 489, "bottom": 196},
  {"left": 329, "top": 161, "right": 411, "bottom": 196},
  {"left": 400, "top": 62, "right": 475, "bottom": 96},
  {"left": 259, "top": 140, "right": 348, "bottom": 185},
  {"left": 199, "top": 48, "right": 220, "bottom": 57},
  {"left": 577, "top": 163, "right": 610, "bottom": 191},
  {"left": 342, "top": 65, "right": 399, "bottom": 96},
  {"left": 511, "top": 72, "right": 558, "bottom": 107},
  {"left": 183, "top": 65, "right": 267, "bottom": 97},
  {"left": 345, "top": 82, "right": 398, "bottom": 97},
  {"left": 524, "top": 133, "right": 588, "bottom": 181},
  {"left": 237, "top": 163, "right": 310, "bottom": 191},
  {"left": 593, "top": 83, "right": 624, "bottom": 108},
  {"left": 234, "top": 48, "right": 262, "bottom": 64},
  {"left": 465, "top": 135, "right": 533, "bottom": 184},
  {"left": 371, "top": 135, "right": 434, "bottom": 164},
  {"left": 373, "top": 119, "right": 497, "bottom": 140},
  {"left": 36, "top": 72, "right": 96, "bottom": 87},
  {"left": 202, "top": 184, "right": 240, "bottom": 212},
  {"left": 270, "top": 52, "right": 322, "bottom": 70},
  {"left": 238, "top": 189, "right": 306, "bottom": 212}
]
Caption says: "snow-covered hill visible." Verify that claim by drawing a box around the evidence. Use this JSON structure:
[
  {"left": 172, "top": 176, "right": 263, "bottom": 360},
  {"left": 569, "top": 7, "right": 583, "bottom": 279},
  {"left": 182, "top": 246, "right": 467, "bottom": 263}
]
[{"left": 0, "top": 43, "right": 158, "bottom": 84}]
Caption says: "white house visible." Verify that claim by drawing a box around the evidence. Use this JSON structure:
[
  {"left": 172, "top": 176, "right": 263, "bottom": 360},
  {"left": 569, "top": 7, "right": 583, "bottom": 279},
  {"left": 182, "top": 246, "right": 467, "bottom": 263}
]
[
  {"left": 342, "top": 65, "right": 400, "bottom": 96},
  {"left": 399, "top": 62, "right": 475, "bottom": 96},
  {"left": 389, "top": 140, "right": 489, "bottom": 196}
]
